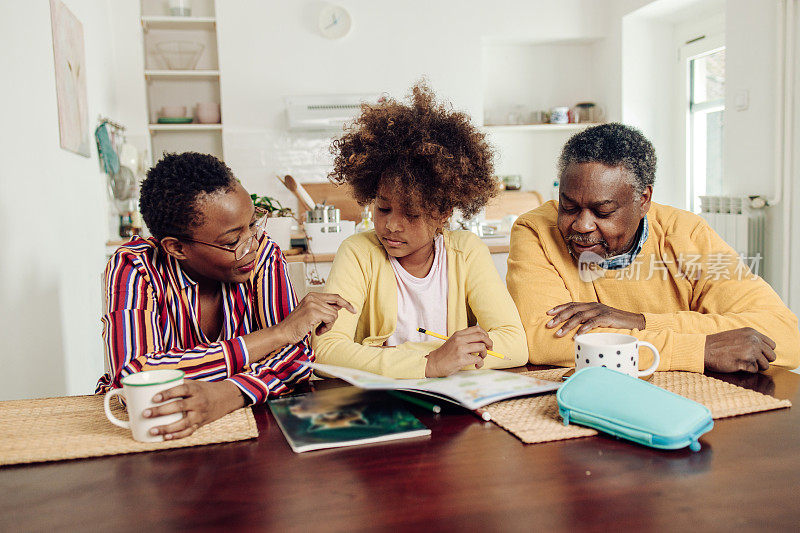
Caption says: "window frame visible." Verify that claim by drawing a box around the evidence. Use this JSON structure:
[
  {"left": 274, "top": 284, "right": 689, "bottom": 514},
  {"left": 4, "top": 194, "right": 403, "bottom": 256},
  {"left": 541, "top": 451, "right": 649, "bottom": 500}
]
[{"left": 679, "top": 32, "right": 725, "bottom": 212}]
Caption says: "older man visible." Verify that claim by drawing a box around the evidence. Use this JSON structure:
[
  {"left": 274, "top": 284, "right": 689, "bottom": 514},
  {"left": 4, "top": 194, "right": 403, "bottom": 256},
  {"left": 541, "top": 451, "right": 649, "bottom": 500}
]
[{"left": 507, "top": 123, "right": 800, "bottom": 373}]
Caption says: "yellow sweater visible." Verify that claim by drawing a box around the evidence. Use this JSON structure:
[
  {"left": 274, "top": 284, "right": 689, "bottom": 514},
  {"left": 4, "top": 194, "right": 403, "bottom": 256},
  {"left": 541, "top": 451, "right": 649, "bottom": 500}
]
[
  {"left": 312, "top": 229, "right": 529, "bottom": 377},
  {"left": 507, "top": 201, "right": 800, "bottom": 372}
]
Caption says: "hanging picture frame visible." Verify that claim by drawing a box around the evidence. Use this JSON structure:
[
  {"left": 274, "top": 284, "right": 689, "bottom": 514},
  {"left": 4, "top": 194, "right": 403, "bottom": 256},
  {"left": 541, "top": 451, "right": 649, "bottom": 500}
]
[{"left": 49, "top": 0, "right": 90, "bottom": 157}]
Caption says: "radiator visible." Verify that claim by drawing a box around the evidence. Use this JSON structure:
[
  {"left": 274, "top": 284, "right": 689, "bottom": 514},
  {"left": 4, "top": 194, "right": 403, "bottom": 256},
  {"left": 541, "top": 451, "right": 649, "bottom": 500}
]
[{"left": 698, "top": 196, "right": 766, "bottom": 269}]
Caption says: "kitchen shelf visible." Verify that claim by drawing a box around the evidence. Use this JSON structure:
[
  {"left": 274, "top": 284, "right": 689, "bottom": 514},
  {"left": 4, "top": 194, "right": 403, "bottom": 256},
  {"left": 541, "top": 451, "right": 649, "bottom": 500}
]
[
  {"left": 145, "top": 69, "right": 220, "bottom": 80},
  {"left": 149, "top": 124, "right": 223, "bottom": 132},
  {"left": 141, "top": 16, "right": 216, "bottom": 31},
  {"left": 140, "top": 1, "right": 223, "bottom": 161},
  {"left": 482, "top": 123, "right": 602, "bottom": 132}
]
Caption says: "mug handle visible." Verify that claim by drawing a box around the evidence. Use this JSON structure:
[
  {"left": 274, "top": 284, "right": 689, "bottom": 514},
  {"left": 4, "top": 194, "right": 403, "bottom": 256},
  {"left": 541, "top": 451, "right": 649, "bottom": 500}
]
[
  {"left": 637, "top": 342, "right": 661, "bottom": 377},
  {"left": 104, "top": 389, "right": 130, "bottom": 429}
]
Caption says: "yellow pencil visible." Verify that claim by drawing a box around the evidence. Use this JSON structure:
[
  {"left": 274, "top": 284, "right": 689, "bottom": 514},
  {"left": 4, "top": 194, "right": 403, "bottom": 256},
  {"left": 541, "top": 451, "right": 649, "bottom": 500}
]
[{"left": 417, "top": 327, "right": 509, "bottom": 360}]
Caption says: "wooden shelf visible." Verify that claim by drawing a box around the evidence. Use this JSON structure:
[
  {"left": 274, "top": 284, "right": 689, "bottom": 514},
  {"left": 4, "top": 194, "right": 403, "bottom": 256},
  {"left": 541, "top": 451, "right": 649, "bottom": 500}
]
[
  {"left": 141, "top": 16, "right": 216, "bottom": 31},
  {"left": 149, "top": 124, "right": 223, "bottom": 132},
  {"left": 482, "top": 123, "right": 602, "bottom": 132},
  {"left": 145, "top": 69, "right": 220, "bottom": 80}
]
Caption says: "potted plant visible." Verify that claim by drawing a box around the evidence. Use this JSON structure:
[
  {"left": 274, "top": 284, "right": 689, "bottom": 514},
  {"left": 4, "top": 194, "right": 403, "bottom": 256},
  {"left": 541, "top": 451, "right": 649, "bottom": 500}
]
[{"left": 250, "top": 193, "right": 295, "bottom": 251}]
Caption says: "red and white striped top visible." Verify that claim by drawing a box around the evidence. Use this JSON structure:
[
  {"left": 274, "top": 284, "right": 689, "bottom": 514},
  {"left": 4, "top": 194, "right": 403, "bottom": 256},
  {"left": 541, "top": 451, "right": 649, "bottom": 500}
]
[{"left": 95, "top": 235, "right": 312, "bottom": 404}]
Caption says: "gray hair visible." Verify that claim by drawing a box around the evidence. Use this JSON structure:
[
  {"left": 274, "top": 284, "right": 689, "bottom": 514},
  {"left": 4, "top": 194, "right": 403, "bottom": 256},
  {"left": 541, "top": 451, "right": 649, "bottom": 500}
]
[{"left": 557, "top": 123, "right": 656, "bottom": 194}]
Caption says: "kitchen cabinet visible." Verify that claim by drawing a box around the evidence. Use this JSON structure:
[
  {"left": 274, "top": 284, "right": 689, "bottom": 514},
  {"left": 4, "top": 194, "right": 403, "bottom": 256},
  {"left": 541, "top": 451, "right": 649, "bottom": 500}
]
[{"left": 140, "top": 0, "right": 223, "bottom": 163}]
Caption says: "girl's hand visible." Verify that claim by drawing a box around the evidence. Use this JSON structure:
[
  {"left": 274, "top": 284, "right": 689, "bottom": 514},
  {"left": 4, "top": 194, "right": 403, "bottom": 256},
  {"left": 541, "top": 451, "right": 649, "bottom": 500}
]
[
  {"left": 424, "top": 326, "right": 492, "bottom": 377},
  {"left": 143, "top": 380, "right": 245, "bottom": 440},
  {"left": 278, "top": 292, "right": 356, "bottom": 343}
]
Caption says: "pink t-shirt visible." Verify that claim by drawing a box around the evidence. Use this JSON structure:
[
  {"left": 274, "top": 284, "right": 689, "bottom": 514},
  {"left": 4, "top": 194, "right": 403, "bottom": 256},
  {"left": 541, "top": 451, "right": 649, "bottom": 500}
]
[{"left": 385, "top": 234, "right": 448, "bottom": 347}]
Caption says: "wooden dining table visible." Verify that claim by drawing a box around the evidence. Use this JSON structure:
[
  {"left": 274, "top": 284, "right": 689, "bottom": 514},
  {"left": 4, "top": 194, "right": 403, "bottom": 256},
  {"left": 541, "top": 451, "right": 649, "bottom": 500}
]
[{"left": 1, "top": 365, "right": 798, "bottom": 532}]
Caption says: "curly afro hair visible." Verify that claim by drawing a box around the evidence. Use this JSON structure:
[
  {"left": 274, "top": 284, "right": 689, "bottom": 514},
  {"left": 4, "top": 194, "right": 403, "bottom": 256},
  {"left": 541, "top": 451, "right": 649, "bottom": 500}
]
[
  {"left": 329, "top": 82, "right": 499, "bottom": 219},
  {"left": 558, "top": 123, "right": 657, "bottom": 194},
  {"left": 139, "top": 152, "right": 237, "bottom": 240}
]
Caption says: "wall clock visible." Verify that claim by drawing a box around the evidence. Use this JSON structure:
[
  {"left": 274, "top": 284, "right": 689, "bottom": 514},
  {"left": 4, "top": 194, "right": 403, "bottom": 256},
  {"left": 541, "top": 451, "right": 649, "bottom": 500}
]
[{"left": 318, "top": 4, "right": 351, "bottom": 39}]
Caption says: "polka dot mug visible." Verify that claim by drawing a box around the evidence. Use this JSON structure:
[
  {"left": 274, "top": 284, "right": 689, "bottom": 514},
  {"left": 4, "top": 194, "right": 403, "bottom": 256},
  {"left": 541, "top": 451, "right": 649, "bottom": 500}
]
[{"left": 573, "top": 332, "right": 660, "bottom": 378}]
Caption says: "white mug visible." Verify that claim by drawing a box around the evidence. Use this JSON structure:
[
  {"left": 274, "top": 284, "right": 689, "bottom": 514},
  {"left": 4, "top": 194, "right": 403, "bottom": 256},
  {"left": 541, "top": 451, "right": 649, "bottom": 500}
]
[
  {"left": 550, "top": 106, "right": 570, "bottom": 124},
  {"left": 574, "top": 332, "right": 660, "bottom": 378},
  {"left": 104, "top": 369, "right": 185, "bottom": 442}
]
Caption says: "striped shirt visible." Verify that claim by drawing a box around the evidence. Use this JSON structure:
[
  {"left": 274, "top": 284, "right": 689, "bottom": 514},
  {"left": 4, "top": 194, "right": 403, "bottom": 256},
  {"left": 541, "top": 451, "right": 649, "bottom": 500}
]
[{"left": 95, "top": 235, "right": 312, "bottom": 404}]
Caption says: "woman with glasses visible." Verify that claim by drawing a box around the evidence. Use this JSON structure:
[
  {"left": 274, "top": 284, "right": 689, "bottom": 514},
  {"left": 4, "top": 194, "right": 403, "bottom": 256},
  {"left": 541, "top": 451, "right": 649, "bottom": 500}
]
[{"left": 96, "top": 152, "right": 355, "bottom": 440}]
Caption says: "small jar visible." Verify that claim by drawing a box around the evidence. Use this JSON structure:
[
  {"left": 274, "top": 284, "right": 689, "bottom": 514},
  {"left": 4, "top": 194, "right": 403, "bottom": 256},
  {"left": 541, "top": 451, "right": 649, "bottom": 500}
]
[
  {"left": 502, "top": 174, "right": 522, "bottom": 191},
  {"left": 355, "top": 205, "right": 374, "bottom": 233}
]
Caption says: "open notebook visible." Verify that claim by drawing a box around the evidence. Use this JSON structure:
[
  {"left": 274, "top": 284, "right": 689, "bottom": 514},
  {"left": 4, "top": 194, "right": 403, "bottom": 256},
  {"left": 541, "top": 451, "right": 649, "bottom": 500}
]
[{"left": 306, "top": 362, "right": 561, "bottom": 410}]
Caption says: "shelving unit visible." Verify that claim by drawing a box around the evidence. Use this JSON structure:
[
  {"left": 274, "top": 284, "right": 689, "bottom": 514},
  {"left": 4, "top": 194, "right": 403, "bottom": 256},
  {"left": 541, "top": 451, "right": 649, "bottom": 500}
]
[
  {"left": 148, "top": 124, "right": 223, "bottom": 131},
  {"left": 140, "top": 0, "right": 223, "bottom": 163},
  {"left": 482, "top": 38, "right": 605, "bottom": 194},
  {"left": 482, "top": 123, "right": 601, "bottom": 132},
  {"left": 141, "top": 16, "right": 216, "bottom": 30},
  {"left": 144, "top": 69, "right": 220, "bottom": 80}
]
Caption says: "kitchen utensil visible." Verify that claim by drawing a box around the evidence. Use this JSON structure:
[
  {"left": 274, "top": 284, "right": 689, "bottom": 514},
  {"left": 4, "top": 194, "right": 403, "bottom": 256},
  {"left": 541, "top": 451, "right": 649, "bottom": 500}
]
[
  {"left": 118, "top": 143, "right": 139, "bottom": 173},
  {"left": 305, "top": 221, "right": 356, "bottom": 254},
  {"left": 502, "top": 174, "right": 522, "bottom": 191},
  {"left": 572, "top": 102, "right": 605, "bottom": 123},
  {"left": 279, "top": 175, "right": 316, "bottom": 212},
  {"left": 157, "top": 117, "right": 193, "bottom": 124},
  {"left": 195, "top": 102, "right": 221, "bottom": 124},
  {"left": 550, "top": 107, "right": 569, "bottom": 124},
  {"left": 306, "top": 205, "right": 340, "bottom": 224},
  {"left": 94, "top": 122, "right": 120, "bottom": 175},
  {"left": 155, "top": 41, "right": 204, "bottom": 70},
  {"left": 167, "top": 0, "right": 192, "bottom": 17}
]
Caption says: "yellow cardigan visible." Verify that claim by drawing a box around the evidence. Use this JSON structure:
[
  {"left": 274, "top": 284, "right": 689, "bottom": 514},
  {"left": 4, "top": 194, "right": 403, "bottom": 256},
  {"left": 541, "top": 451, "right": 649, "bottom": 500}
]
[
  {"left": 312, "top": 229, "right": 529, "bottom": 377},
  {"left": 507, "top": 201, "right": 800, "bottom": 372}
]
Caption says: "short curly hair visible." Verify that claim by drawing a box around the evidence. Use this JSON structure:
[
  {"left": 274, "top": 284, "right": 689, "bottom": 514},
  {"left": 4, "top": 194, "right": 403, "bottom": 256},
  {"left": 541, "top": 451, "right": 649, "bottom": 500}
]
[
  {"left": 139, "top": 152, "right": 237, "bottom": 240},
  {"left": 329, "top": 82, "right": 498, "bottom": 219},
  {"left": 558, "top": 123, "right": 657, "bottom": 194}
]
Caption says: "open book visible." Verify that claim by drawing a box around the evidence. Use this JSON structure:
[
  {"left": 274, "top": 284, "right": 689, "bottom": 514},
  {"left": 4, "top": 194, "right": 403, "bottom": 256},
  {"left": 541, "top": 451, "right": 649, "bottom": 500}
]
[{"left": 306, "top": 362, "right": 561, "bottom": 410}]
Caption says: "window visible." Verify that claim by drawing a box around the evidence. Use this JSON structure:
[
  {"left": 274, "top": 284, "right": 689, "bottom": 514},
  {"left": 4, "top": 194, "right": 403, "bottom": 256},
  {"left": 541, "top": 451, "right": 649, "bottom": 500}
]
[{"left": 681, "top": 36, "right": 725, "bottom": 212}]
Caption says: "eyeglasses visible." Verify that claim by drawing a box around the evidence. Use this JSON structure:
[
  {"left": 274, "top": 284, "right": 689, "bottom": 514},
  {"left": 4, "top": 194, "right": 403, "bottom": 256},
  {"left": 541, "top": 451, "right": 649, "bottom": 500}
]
[{"left": 180, "top": 216, "right": 268, "bottom": 261}]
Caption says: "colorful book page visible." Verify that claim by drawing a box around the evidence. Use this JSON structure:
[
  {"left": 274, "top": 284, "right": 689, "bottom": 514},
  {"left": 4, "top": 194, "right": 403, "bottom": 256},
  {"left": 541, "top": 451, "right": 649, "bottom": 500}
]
[
  {"left": 268, "top": 387, "right": 430, "bottom": 453},
  {"left": 306, "top": 362, "right": 561, "bottom": 410}
]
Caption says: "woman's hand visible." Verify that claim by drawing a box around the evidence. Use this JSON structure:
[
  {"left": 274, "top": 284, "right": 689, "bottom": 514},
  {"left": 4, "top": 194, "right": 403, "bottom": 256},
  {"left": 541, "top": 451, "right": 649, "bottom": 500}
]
[
  {"left": 425, "top": 326, "right": 492, "bottom": 377},
  {"left": 277, "top": 292, "right": 356, "bottom": 343},
  {"left": 143, "top": 380, "right": 245, "bottom": 440}
]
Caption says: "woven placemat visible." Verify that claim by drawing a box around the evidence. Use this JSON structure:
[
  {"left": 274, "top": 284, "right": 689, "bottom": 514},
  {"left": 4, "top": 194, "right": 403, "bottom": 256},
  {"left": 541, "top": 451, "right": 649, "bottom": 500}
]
[
  {"left": 0, "top": 394, "right": 258, "bottom": 466},
  {"left": 486, "top": 369, "right": 792, "bottom": 445}
]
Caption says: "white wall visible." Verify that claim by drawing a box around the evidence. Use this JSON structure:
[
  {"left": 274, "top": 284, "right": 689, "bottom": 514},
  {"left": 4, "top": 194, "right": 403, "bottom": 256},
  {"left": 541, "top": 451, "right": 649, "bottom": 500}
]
[
  {"left": 621, "top": 14, "right": 677, "bottom": 206},
  {"left": 792, "top": 4, "right": 800, "bottom": 319},
  {"left": 0, "top": 0, "right": 119, "bottom": 399},
  {"left": 619, "top": 0, "right": 725, "bottom": 209},
  {"left": 724, "top": 0, "right": 790, "bottom": 301},
  {"left": 215, "top": 0, "right": 611, "bottom": 209}
]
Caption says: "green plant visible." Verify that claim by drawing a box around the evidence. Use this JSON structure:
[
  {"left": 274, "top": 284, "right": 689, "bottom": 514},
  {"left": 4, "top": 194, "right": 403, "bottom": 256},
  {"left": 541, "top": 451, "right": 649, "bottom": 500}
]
[{"left": 250, "top": 193, "right": 294, "bottom": 218}]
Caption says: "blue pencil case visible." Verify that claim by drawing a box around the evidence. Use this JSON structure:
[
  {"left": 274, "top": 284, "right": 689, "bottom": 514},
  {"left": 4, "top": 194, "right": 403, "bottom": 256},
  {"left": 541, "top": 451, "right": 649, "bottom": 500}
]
[{"left": 556, "top": 367, "right": 713, "bottom": 451}]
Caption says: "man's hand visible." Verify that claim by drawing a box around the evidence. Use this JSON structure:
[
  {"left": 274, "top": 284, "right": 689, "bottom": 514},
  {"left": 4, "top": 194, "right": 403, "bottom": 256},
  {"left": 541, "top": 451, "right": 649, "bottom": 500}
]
[
  {"left": 704, "top": 327, "right": 776, "bottom": 373},
  {"left": 278, "top": 292, "right": 356, "bottom": 344},
  {"left": 143, "top": 380, "right": 245, "bottom": 440},
  {"left": 425, "top": 326, "right": 492, "bottom": 377},
  {"left": 546, "top": 302, "right": 646, "bottom": 337}
]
